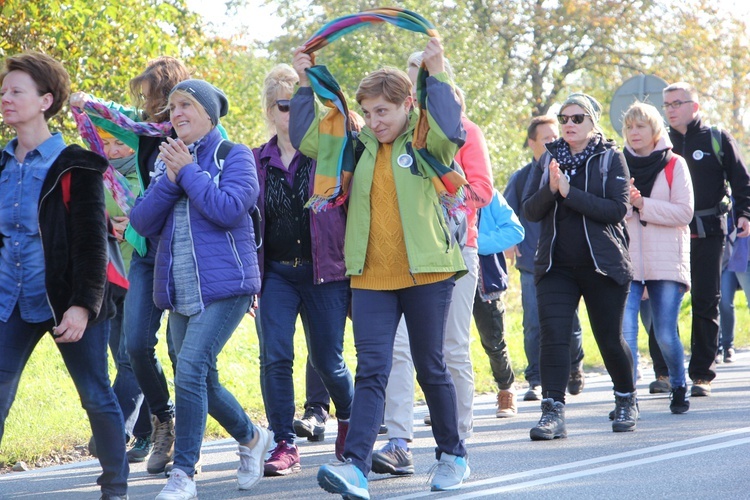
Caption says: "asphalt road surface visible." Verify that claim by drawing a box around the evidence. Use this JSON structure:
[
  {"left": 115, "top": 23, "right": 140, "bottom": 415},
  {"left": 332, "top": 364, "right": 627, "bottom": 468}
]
[{"left": 1, "top": 350, "right": 748, "bottom": 499}]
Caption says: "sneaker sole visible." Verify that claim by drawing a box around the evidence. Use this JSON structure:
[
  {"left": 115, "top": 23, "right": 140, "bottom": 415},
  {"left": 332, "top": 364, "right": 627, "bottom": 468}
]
[
  {"left": 317, "top": 468, "right": 370, "bottom": 500},
  {"left": 612, "top": 423, "right": 637, "bottom": 432},
  {"left": 529, "top": 429, "right": 567, "bottom": 440},
  {"left": 238, "top": 426, "right": 273, "bottom": 490},
  {"left": 264, "top": 463, "right": 301, "bottom": 476},
  {"left": 496, "top": 410, "right": 517, "bottom": 418},
  {"left": 690, "top": 388, "right": 711, "bottom": 397}
]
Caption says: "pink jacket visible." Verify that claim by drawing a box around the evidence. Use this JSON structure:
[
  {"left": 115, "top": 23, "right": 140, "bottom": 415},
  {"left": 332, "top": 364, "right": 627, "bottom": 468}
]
[
  {"left": 625, "top": 137, "right": 693, "bottom": 288},
  {"left": 455, "top": 116, "right": 494, "bottom": 248}
]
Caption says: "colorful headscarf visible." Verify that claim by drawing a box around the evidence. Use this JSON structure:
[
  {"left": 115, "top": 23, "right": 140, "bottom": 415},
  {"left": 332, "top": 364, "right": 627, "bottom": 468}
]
[
  {"left": 300, "top": 7, "right": 467, "bottom": 213},
  {"left": 72, "top": 101, "right": 172, "bottom": 214}
]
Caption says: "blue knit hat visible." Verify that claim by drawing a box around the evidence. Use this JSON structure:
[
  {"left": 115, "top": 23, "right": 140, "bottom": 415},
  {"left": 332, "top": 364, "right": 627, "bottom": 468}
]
[{"left": 170, "top": 79, "right": 228, "bottom": 125}]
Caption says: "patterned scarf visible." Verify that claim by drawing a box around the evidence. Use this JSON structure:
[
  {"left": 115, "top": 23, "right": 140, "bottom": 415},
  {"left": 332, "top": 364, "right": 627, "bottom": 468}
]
[
  {"left": 72, "top": 102, "right": 172, "bottom": 214},
  {"left": 551, "top": 133, "right": 603, "bottom": 180},
  {"left": 300, "top": 7, "right": 467, "bottom": 213}
]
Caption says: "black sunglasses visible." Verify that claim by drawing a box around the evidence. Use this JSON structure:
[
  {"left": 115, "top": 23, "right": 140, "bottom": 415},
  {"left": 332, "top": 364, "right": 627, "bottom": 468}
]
[
  {"left": 275, "top": 99, "right": 290, "bottom": 112},
  {"left": 557, "top": 114, "right": 589, "bottom": 125}
]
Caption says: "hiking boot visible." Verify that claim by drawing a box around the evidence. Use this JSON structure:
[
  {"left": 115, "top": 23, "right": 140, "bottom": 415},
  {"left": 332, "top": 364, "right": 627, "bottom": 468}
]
[
  {"left": 428, "top": 453, "right": 470, "bottom": 491},
  {"left": 612, "top": 393, "right": 638, "bottom": 432},
  {"left": 530, "top": 398, "right": 566, "bottom": 440},
  {"left": 293, "top": 407, "right": 326, "bottom": 442},
  {"left": 496, "top": 389, "right": 517, "bottom": 418},
  {"left": 264, "top": 440, "right": 301, "bottom": 476},
  {"left": 237, "top": 424, "right": 272, "bottom": 490},
  {"left": 567, "top": 370, "right": 585, "bottom": 395},
  {"left": 649, "top": 375, "right": 671, "bottom": 394},
  {"left": 691, "top": 380, "right": 712, "bottom": 397},
  {"left": 317, "top": 461, "right": 370, "bottom": 500},
  {"left": 724, "top": 347, "right": 735, "bottom": 363},
  {"left": 126, "top": 435, "right": 152, "bottom": 463},
  {"left": 423, "top": 414, "right": 432, "bottom": 426},
  {"left": 524, "top": 385, "right": 542, "bottom": 401},
  {"left": 669, "top": 386, "right": 690, "bottom": 414},
  {"left": 155, "top": 468, "right": 197, "bottom": 500},
  {"left": 147, "top": 415, "right": 175, "bottom": 474},
  {"left": 371, "top": 439, "right": 414, "bottom": 475},
  {"left": 335, "top": 420, "right": 348, "bottom": 461}
]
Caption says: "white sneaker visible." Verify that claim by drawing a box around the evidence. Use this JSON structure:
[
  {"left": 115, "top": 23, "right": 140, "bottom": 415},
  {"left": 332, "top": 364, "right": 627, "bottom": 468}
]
[
  {"left": 155, "top": 468, "right": 197, "bottom": 500},
  {"left": 428, "top": 453, "right": 470, "bottom": 491},
  {"left": 237, "top": 424, "right": 273, "bottom": 490}
]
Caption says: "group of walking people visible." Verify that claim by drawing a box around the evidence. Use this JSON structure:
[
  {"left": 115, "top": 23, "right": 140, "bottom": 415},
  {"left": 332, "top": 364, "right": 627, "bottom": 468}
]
[{"left": 0, "top": 32, "right": 748, "bottom": 500}]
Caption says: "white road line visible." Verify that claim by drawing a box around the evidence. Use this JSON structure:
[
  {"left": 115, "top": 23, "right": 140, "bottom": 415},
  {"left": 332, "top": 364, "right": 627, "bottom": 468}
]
[{"left": 390, "top": 427, "right": 750, "bottom": 499}]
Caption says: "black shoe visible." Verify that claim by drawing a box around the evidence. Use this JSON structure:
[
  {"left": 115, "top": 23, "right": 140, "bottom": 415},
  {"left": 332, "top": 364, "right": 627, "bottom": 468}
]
[
  {"left": 100, "top": 495, "right": 128, "bottom": 500},
  {"left": 378, "top": 424, "right": 388, "bottom": 435},
  {"left": 523, "top": 385, "right": 542, "bottom": 401},
  {"left": 669, "top": 386, "right": 690, "bottom": 414},
  {"left": 612, "top": 393, "right": 638, "bottom": 432},
  {"left": 724, "top": 348, "right": 735, "bottom": 363},
  {"left": 293, "top": 407, "right": 326, "bottom": 442},
  {"left": 530, "top": 398, "right": 566, "bottom": 440},
  {"left": 567, "top": 370, "right": 585, "bottom": 395},
  {"left": 371, "top": 440, "right": 414, "bottom": 475}
]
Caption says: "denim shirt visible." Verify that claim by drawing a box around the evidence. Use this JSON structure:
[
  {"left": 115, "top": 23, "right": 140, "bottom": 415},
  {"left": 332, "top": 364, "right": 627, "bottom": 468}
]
[{"left": 0, "top": 133, "right": 66, "bottom": 323}]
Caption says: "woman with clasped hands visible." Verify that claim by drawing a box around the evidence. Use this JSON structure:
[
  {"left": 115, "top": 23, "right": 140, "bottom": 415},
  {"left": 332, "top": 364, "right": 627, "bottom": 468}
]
[{"left": 522, "top": 93, "right": 637, "bottom": 441}]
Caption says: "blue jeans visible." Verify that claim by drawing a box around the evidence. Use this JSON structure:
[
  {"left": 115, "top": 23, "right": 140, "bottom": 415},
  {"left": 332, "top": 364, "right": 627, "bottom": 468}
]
[
  {"left": 110, "top": 296, "right": 151, "bottom": 439},
  {"left": 346, "top": 279, "right": 465, "bottom": 476},
  {"left": 719, "top": 268, "right": 750, "bottom": 351},
  {"left": 259, "top": 261, "right": 352, "bottom": 444},
  {"left": 520, "top": 270, "right": 584, "bottom": 386},
  {"left": 623, "top": 280, "right": 687, "bottom": 389},
  {"left": 0, "top": 306, "right": 129, "bottom": 497},
  {"left": 123, "top": 250, "right": 174, "bottom": 423},
  {"left": 169, "top": 295, "right": 255, "bottom": 476}
]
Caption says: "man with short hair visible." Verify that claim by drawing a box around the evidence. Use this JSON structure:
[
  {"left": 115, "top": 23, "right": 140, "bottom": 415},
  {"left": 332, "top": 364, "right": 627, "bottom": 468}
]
[
  {"left": 663, "top": 82, "right": 750, "bottom": 396},
  {"left": 503, "top": 116, "right": 586, "bottom": 401}
]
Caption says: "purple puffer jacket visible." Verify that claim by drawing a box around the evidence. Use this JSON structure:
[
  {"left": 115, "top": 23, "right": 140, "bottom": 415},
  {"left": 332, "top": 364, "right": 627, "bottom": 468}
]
[
  {"left": 253, "top": 137, "right": 347, "bottom": 284},
  {"left": 130, "top": 127, "right": 260, "bottom": 310}
]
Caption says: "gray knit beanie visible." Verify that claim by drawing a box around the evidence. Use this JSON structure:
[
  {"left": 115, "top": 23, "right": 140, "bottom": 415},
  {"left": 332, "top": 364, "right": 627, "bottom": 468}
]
[
  {"left": 560, "top": 93, "right": 602, "bottom": 124},
  {"left": 170, "top": 79, "right": 228, "bottom": 126}
]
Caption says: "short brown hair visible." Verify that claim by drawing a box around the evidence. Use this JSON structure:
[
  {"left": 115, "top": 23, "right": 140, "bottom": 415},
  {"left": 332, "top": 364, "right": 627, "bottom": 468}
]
[
  {"left": 663, "top": 82, "right": 699, "bottom": 103},
  {"left": 129, "top": 56, "right": 191, "bottom": 122},
  {"left": 526, "top": 115, "right": 557, "bottom": 142},
  {"left": 355, "top": 67, "right": 412, "bottom": 105},
  {"left": 0, "top": 52, "right": 70, "bottom": 120}
]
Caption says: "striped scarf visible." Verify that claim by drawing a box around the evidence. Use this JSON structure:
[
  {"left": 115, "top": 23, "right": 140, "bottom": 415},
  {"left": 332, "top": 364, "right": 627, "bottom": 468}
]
[{"left": 301, "top": 7, "right": 468, "bottom": 213}]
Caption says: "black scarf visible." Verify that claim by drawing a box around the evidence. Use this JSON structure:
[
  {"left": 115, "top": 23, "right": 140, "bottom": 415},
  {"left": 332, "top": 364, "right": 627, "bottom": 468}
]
[
  {"left": 625, "top": 148, "right": 672, "bottom": 198},
  {"left": 551, "top": 134, "right": 603, "bottom": 179}
]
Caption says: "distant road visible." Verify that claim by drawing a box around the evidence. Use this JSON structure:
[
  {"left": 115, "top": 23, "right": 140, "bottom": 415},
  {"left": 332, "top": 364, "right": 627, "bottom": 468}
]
[{"left": 1, "top": 350, "right": 748, "bottom": 499}]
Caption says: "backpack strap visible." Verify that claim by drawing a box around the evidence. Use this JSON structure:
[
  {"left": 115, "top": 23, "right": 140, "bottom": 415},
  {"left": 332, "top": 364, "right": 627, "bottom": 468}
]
[
  {"left": 664, "top": 156, "right": 678, "bottom": 188},
  {"left": 599, "top": 148, "right": 614, "bottom": 193},
  {"left": 710, "top": 126, "right": 724, "bottom": 167}
]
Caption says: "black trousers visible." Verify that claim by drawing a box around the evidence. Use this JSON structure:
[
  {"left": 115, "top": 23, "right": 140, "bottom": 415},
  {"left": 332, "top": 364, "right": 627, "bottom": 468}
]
[
  {"left": 536, "top": 265, "right": 634, "bottom": 403},
  {"left": 688, "top": 235, "right": 724, "bottom": 382}
]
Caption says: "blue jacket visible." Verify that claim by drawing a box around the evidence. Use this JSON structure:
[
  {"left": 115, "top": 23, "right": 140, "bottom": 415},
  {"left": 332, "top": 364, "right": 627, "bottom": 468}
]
[
  {"left": 130, "top": 127, "right": 261, "bottom": 310},
  {"left": 253, "top": 138, "right": 347, "bottom": 284},
  {"left": 477, "top": 189, "right": 524, "bottom": 256}
]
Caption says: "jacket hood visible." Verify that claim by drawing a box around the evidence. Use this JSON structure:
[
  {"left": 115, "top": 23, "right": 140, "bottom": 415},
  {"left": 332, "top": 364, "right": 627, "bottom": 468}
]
[
  {"left": 54, "top": 144, "right": 109, "bottom": 174},
  {"left": 624, "top": 135, "right": 673, "bottom": 156}
]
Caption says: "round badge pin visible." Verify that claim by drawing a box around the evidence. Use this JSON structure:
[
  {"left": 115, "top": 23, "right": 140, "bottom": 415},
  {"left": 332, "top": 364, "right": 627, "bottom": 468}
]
[
  {"left": 397, "top": 154, "right": 413, "bottom": 168},
  {"left": 693, "top": 150, "right": 704, "bottom": 161}
]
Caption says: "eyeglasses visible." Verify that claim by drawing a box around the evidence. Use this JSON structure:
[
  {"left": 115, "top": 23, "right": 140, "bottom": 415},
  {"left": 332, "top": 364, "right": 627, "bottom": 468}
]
[
  {"left": 662, "top": 100, "right": 693, "bottom": 110},
  {"left": 275, "top": 99, "right": 290, "bottom": 113},
  {"left": 557, "top": 114, "right": 589, "bottom": 125}
]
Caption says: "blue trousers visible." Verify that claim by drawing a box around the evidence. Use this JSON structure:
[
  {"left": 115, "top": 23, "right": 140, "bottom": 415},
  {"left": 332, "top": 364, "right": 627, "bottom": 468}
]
[{"left": 345, "top": 278, "right": 465, "bottom": 475}]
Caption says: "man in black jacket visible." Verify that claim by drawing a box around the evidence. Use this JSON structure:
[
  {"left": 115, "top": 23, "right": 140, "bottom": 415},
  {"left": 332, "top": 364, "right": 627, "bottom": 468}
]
[{"left": 663, "top": 82, "right": 750, "bottom": 397}]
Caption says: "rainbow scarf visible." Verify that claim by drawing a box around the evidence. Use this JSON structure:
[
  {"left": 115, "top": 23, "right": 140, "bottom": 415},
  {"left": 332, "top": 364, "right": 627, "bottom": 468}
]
[{"left": 301, "top": 7, "right": 467, "bottom": 212}]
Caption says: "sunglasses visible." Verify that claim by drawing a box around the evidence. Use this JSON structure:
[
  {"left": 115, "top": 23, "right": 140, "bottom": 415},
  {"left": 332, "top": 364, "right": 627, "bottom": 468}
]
[
  {"left": 557, "top": 114, "right": 589, "bottom": 125},
  {"left": 275, "top": 99, "right": 290, "bottom": 113}
]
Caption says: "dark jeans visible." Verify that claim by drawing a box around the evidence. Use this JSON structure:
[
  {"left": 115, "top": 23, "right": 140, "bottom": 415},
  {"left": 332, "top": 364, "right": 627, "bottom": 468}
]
[
  {"left": 536, "top": 266, "right": 634, "bottom": 403},
  {"left": 689, "top": 235, "right": 724, "bottom": 382},
  {"left": 346, "top": 279, "right": 465, "bottom": 476},
  {"left": 520, "top": 270, "right": 584, "bottom": 386},
  {"left": 259, "top": 261, "right": 353, "bottom": 444},
  {"left": 123, "top": 250, "right": 174, "bottom": 423},
  {"left": 0, "top": 306, "right": 128, "bottom": 497},
  {"left": 472, "top": 288, "right": 514, "bottom": 390},
  {"left": 305, "top": 356, "right": 331, "bottom": 417},
  {"left": 110, "top": 295, "right": 151, "bottom": 439}
]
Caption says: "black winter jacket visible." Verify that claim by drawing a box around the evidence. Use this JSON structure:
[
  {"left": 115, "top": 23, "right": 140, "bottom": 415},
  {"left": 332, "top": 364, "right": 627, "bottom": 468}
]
[
  {"left": 668, "top": 116, "right": 750, "bottom": 237},
  {"left": 37, "top": 145, "right": 110, "bottom": 325},
  {"left": 521, "top": 139, "right": 633, "bottom": 286}
]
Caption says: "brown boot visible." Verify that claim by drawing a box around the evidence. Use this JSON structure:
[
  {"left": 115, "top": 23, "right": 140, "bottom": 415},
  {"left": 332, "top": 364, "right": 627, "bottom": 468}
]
[
  {"left": 147, "top": 415, "right": 175, "bottom": 474},
  {"left": 496, "top": 389, "right": 517, "bottom": 418}
]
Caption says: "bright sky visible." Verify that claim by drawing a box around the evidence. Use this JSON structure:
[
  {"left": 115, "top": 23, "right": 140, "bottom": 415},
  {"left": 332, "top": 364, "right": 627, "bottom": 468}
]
[{"left": 184, "top": 1, "right": 284, "bottom": 43}]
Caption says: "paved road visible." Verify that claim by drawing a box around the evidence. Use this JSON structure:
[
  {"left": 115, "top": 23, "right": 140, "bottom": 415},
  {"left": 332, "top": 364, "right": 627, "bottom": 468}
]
[{"left": 1, "top": 350, "right": 748, "bottom": 499}]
